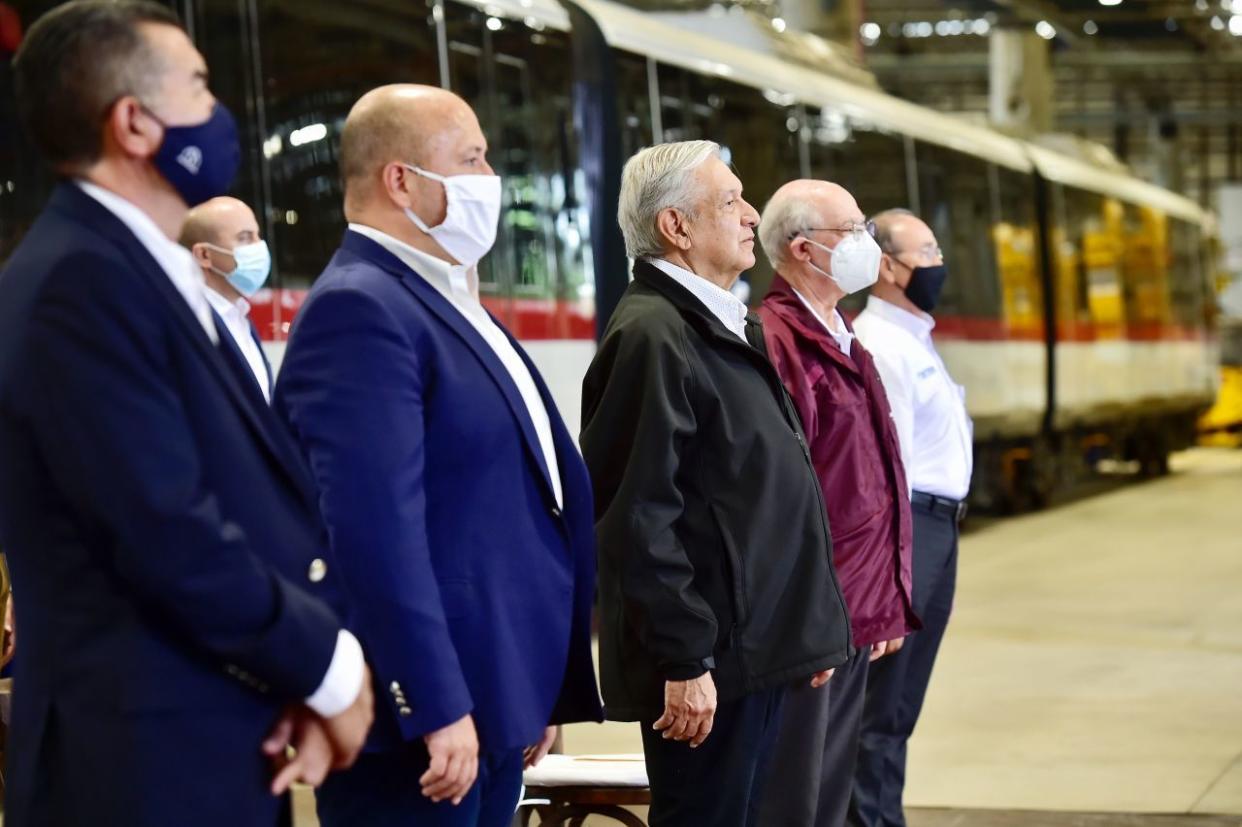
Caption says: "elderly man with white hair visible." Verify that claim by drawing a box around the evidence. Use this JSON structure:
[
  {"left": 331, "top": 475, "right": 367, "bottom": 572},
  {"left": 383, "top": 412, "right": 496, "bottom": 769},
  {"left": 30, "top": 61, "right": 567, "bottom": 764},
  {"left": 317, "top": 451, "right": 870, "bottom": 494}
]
[
  {"left": 753, "top": 180, "right": 919, "bottom": 827},
  {"left": 580, "top": 142, "right": 853, "bottom": 827}
]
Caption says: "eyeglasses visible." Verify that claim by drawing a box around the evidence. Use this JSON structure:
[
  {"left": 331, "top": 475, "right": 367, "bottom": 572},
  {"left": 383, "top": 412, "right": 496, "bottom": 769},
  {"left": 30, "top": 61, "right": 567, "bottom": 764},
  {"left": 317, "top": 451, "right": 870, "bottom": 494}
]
[
  {"left": 892, "top": 243, "right": 944, "bottom": 261},
  {"left": 791, "top": 220, "right": 877, "bottom": 241}
]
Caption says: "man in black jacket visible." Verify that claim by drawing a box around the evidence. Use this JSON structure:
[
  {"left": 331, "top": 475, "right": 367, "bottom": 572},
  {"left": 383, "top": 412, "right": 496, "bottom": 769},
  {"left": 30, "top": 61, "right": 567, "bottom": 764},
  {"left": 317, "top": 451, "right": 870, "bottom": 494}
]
[{"left": 580, "top": 140, "right": 854, "bottom": 827}]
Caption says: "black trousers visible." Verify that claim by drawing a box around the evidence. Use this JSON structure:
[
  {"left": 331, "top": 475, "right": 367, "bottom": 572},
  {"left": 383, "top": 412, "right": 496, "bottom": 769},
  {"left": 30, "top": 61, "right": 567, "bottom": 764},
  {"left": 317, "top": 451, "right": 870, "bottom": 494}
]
[
  {"left": 849, "top": 505, "right": 959, "bottom": 827},
  {"left": 640, "top": 685, "right": 786, "bottom": 827},
  {"left": 756, "top": 645, "right": 872, "bottom": 827}
]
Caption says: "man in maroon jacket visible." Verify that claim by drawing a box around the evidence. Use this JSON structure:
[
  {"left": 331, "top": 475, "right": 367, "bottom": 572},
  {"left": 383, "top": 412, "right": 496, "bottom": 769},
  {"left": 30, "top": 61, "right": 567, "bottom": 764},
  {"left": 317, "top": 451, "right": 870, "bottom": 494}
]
[{"left": 754, "top": 179, "right": 920, "bottom": 827}]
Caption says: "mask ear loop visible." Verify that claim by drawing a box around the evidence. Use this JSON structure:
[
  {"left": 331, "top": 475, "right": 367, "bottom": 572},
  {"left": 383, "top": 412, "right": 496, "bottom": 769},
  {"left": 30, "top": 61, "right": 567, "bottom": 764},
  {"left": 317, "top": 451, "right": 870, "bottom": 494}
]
[
  {"left": 199, "top": 242, "right": 238, "bottom": 278},
  {"left": 400, "top": 164, "right": 441, "bottom": 233}
]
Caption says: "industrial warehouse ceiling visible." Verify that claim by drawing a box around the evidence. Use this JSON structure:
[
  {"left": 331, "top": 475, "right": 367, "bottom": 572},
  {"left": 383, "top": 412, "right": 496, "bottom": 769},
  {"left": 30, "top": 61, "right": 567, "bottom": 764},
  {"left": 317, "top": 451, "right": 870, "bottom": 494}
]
[{"left": 861, "top": 0, "right": 1242, "bottom": 53}]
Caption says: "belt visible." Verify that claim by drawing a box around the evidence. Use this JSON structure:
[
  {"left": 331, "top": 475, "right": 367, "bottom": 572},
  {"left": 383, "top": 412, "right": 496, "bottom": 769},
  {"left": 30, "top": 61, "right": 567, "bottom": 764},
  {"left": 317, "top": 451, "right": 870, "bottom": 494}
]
[{"left": 911, "top": 491, "right": 968, "bottom": 523}]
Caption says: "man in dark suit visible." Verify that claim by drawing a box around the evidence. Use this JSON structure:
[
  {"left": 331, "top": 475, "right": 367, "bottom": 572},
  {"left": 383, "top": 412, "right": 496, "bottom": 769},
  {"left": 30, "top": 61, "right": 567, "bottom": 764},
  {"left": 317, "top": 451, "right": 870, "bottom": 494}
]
[
  {"left": 180, "top": 196, "right": 275, "bottom": 403},
  {"left": 580, "top": 140, "right": 854, "bottom": 827},
  {"left": 0, "top": 4, "right": 373, "bottom": 825},
  {"left": 275, "top": 84, "right": 603, "bottom": 827}
]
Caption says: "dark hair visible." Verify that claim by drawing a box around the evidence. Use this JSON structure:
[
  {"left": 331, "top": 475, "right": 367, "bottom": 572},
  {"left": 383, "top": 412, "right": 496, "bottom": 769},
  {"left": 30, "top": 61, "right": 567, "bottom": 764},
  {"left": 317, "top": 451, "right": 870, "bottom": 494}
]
[
  {"left": 13, "top": 0, "right": 182, "bottom": 171},
  {"left": 870, "top": 207, "right": 916, "bottom": 255}
]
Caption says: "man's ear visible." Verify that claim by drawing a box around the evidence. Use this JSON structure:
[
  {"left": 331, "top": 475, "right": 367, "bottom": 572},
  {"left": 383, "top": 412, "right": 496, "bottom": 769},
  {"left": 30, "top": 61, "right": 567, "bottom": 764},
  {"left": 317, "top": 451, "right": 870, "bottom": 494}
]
[
  {"left": 656, "top": 207, "right": 693, "bottom": 252},
  {"left": 105, "top": 96, "right": 163, "bottom": 161},
  {"left": 380, "top": 162, "right": 416, "bottom": 210},
  {"left": 190, "top": 242, "right": 214, "bottom": 270},
  {"left": 877, "top": 253, "right": 900, "bottom": 286}
]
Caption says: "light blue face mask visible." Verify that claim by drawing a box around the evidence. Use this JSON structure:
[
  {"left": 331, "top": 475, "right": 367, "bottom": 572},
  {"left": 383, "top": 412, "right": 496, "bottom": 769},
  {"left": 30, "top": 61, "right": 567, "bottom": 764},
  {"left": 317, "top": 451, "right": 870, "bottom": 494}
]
[{"left": 204, "top": 240, "right": 271, "bottom": 296}]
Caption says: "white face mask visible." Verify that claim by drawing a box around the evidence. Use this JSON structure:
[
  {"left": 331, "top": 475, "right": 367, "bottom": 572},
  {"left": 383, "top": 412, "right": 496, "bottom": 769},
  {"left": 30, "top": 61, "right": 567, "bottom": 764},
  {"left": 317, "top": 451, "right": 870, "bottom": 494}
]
[
  {"left": 402, "top": 164, "right": 501, "bottom": 267},
  {"left": 802, "top": 232, "right": 881, "bottom": 295}
]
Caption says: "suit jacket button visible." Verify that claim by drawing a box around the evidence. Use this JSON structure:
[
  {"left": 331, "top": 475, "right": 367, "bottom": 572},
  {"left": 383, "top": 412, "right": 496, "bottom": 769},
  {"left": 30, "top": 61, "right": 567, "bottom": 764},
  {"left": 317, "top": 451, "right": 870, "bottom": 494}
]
[
  {"left": 308, "top": 558, "right": 328, "bottom": 583},
  {"left": 399, "top": 706, "right": 413, "bottom": 717},
  {"left": 550, "top": 506, "right": 562, "bottom": 519},
  {"left": 389, "top": 681, "right": 402, "bottom": 694}
]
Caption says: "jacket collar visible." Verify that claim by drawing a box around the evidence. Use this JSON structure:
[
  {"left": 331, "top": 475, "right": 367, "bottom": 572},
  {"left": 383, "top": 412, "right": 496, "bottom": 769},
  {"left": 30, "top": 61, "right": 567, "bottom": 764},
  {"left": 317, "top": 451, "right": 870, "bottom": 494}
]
[
  {"left": 632, "top": 258, "right": 764, "bottom": 352},
  {"left": 763, "top": 274, "right": 861, "bottom": 376},
  {"left": 339, "top": 229, "right": 562, "bottom": 507},
  {"left": 47, "top": 183, "right": 319, "bottom": 510}
]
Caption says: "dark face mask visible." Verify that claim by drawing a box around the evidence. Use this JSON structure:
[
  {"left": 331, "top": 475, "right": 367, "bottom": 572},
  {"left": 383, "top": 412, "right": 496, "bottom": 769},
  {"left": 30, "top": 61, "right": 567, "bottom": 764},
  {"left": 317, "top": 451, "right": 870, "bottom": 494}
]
[
  {"left": 903, "top": 263, "right": 949, "bottom": 313},
  {"left": 143, "top": 102, "right": 241, "bottom": 207}
]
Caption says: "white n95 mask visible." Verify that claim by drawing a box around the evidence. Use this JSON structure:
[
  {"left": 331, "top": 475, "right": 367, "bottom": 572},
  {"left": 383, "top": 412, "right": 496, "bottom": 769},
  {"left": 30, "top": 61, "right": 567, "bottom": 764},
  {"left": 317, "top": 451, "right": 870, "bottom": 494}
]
[
  {"left": 804, "top": 232, "right": 882, "bottom": 295},
  {"left": 402, "top": 164, "right": 502, "bottom": 267}
]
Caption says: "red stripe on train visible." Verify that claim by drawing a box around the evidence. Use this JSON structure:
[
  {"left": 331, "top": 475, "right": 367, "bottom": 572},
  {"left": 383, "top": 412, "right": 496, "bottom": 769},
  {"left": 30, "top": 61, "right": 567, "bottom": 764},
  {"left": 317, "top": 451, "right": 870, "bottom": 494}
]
[{"left": 250, "top": 289, "right": 1205, "bottom": 345}]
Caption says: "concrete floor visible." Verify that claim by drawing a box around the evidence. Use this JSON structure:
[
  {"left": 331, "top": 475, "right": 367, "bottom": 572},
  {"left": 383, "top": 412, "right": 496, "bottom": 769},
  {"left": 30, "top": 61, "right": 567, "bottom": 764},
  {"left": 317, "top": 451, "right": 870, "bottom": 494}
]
[{"left": 292, "top": 447, "right": 1242, "bottom": 825}]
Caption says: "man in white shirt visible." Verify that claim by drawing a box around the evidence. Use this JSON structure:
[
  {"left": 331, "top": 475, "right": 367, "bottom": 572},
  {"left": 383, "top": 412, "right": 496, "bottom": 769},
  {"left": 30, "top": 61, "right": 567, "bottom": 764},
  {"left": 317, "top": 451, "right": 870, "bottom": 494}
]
[
  {"left": 181, "top": 197, "right": 274, "bottom": 402},
  {"left": 850, "top": 209, "right": 974, "bottom": 827},
  {"left": 0, "top": 3, "right": 371, "bottom": 824},
  {"left": 274, "top": 85, "right": 602, "bottom": 827}
]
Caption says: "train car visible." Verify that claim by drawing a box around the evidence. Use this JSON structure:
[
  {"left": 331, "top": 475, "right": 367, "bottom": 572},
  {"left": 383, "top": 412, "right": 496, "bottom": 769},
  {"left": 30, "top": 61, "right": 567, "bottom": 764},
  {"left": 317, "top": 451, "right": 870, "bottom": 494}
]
[{"left": 0, "top": 0, "right": 1218, "bottom": 510}]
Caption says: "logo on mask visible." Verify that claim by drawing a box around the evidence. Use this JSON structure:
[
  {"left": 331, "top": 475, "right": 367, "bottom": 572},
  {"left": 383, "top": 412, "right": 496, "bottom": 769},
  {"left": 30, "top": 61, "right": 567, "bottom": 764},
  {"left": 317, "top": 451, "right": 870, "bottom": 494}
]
[{"left": 176, "top": 146, "right": 203, "bottom": 175}]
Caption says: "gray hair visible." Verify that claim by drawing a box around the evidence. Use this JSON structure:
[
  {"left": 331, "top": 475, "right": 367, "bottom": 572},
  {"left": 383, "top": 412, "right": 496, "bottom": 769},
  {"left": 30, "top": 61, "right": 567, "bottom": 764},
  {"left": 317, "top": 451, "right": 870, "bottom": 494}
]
[
  {"left": 870, "top": 208, "right": 916, "bottom": 255},
  {"left": 758, "top": 190, "right": 825, "bottom": 270},
  {"left": 618, "top": 140, "right": 721, "bottom": 259}
]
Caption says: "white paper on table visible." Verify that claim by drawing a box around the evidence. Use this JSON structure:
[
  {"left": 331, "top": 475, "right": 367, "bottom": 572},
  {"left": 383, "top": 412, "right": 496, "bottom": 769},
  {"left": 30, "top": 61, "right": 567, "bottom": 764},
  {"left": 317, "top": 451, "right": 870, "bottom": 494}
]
[{"left": 521, "top": 754, "right": 650, "bottom": 788}]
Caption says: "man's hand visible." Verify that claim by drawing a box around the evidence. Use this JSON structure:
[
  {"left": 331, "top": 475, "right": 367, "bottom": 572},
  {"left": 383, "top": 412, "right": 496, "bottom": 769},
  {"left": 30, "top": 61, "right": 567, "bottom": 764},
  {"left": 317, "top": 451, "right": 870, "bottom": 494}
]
[
  {"left": 320, "top": 664, "right": 375, "bottom": 768},
  {"left": 810, "top": 668, "right": 835, "bottom": 688},
  {"left": 870, "top": 637, "right": 905, "bottom": 662},
  {"left": 524, "top": 725, "right": 558, "bottom": 769},
  {"left": 652, "top": 672, "right": 717, "bottom": 748},
  {"left": 421, "top": 714, "right": 479, "bottom": 805},
  {"left": 263, "top": 706, "right": 336, "bottom": 794}
]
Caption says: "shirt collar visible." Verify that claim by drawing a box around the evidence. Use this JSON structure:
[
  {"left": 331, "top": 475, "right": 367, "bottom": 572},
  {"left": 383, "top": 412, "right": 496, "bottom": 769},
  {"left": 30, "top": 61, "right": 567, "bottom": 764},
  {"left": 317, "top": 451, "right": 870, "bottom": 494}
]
[
  {"left": 646, "top": 257, "right": 749, "bottom": 339},
  {"left": 791, "top": 287, "right": 853, "bottom": 344},
  {"left": 203, "top": 284, "right": 251, "bottom": 322},
  {"left": 75, "top": 179, "right": 218, "bottom": 344},
  {"left": 865, "top": 295, "right": 935, "bottom": 339},
  {"left": 348, "top": 223, "right": 475, "bottom": 300}
]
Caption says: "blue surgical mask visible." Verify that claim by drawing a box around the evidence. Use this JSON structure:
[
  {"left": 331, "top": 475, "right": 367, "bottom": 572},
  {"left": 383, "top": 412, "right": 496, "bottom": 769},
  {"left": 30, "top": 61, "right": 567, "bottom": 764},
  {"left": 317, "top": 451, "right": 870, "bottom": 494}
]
[
  {"left": 204, "top": 240, "right": 271, "bottom": 296},
  {"left": 143, "top": 102, "right": 241, "bottom": 207}
]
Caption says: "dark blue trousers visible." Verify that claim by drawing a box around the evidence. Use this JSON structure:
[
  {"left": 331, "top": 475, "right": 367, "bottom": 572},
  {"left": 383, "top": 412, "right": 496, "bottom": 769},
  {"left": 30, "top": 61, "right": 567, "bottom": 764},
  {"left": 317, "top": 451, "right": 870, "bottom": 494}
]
[
  {"left": 849, "top": 504, "right": 959, "bottom": 827},
  {"left": 317, "top": 742, "right": 525, "bottom": 827},
  {"left": 640, "top": 686, "right": 786, "bottom": 827}
]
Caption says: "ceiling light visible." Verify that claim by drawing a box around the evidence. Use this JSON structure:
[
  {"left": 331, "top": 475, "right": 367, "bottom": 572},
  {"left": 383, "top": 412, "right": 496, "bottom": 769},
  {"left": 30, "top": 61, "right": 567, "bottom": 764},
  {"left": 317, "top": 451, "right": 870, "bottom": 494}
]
[
  {"left": 1083, "top": 19, "right": 1099, "bottom": 34},
  {"left": 1211, "top": 14, "right": 1226, "bottom": 28},
  {"left": 1098, "top": 0, "right": 1122, "bottom": 6},
  {"left": 771, "top": 16, "right": 786, "bottom": 31},
  {"left": 1231, "top": 13, "right": 1242, "bottom": 33},
  {"left": 1035, "top": 20, "right": 1056, "bottom": 39}
]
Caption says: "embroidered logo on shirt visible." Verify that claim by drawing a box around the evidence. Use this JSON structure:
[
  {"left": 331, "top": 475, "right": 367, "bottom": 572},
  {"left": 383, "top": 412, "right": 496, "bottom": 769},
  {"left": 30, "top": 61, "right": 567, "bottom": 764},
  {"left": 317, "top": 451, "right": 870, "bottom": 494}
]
[{"left": 917, "top": 366, "right": 937, "bottom": 380}]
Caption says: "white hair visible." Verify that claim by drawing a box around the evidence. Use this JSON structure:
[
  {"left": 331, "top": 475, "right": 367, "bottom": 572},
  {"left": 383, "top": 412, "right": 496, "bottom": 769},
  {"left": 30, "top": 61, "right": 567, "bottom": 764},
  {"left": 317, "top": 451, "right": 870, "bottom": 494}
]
[
  {"left": 617, "top": 140, "right": 721, "bottom": 259},
  {"left": 758, "top": 189, "right": 825, "bottom": 270}
]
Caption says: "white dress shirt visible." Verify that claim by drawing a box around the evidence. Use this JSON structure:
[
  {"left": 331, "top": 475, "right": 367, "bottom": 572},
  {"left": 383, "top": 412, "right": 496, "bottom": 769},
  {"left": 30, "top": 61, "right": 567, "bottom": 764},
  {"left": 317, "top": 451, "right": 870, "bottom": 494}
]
[
  {"left": 791, "top": 287, "right": 855, "bottom": 354},
  {"left": 76, "top": 182, "right": 365, "bottom": 716},
  {"left": 76, "top": 181, "right": 218, "bottom": 345},
  {"left": 853, "top": 296, "right": 973, "bottom": 501},
  {"left": 349, "top": 224, "right": 563, "bottom": 508},
  {"left": 647, "top": 257, "right": 749, "bottom": 341},
  {"left": 204, "top": 287, "right": 270, "bottom": 403}
]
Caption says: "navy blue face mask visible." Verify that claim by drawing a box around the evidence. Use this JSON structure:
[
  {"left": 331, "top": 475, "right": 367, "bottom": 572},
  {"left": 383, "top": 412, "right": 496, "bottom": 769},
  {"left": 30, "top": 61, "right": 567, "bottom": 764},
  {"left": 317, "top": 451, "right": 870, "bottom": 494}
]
[
  {"left": 143, "top": 102, "right": 241, "bottom": 207},
  {"left": 902, "top": 263, "right": 949, "bottom": 313}
]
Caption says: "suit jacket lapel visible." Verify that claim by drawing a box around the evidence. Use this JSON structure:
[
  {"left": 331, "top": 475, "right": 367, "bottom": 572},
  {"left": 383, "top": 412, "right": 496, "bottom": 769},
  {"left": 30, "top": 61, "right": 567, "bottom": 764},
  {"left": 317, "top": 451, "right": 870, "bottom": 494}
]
[
  {"left": 58, "top": 187, "right": 319, "bottom": 511},
  {"left": 342, "top": 232, "right": 559, "bottom": 505}
]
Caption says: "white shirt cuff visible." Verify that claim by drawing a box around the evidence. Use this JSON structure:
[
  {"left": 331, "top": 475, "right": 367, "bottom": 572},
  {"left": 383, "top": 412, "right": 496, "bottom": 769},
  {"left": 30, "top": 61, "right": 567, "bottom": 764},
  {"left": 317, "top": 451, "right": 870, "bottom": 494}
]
[{"left": 305, "top": 630, "right": 366, "bottom": 718}]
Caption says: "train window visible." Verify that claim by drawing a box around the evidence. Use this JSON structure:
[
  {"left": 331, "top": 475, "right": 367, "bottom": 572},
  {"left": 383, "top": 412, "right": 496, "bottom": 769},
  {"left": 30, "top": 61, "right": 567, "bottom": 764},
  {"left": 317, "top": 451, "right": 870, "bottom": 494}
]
[
  {"left": 251, "top": 0, "right": 440, "bottom": 288},
  {"left": 443, "top": 3, "right": 591, "bottom": 330},
  {"left": 806, "top": 111, "right": 908, "bottom": 219},
  {"left": 614, "top": 51, "right": 655, "bottom": 161},
  {"left": 993, "top": 167, "right": 1042, "bottom": 340},
  {"left": 651, "top": 63, "right": 802, "bottom": 301},
  {"left": 1119, "top": 203, "right": 1172, "bottom": 334},
  {"left": 1169, "top": 218, "right": 1207, "bottom": 336},
  {"left": 912, "top": 142, "right": 1002, "bottom": 326}
]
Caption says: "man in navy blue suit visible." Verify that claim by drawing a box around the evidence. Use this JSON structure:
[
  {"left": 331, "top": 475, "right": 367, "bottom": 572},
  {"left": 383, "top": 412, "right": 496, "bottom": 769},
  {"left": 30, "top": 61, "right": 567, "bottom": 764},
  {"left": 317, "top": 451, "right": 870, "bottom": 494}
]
[
  {"left": 276, "top": 84, "right": 603, "bottom": 827},
  {"left": 181, "top": 196, "right": 276, "bottom": 403},
  {"left": 0, "top": 3, "right": 373, "bottom": 825}
]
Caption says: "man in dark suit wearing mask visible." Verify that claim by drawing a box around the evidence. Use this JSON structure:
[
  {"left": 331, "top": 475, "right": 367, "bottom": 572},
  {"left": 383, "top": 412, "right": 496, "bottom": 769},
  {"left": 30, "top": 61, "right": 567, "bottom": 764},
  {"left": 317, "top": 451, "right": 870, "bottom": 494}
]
[{"left": 0, "top": 3, "right": 373, "bottom": 824}]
